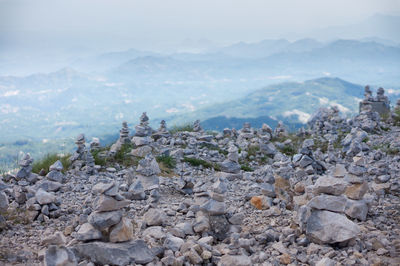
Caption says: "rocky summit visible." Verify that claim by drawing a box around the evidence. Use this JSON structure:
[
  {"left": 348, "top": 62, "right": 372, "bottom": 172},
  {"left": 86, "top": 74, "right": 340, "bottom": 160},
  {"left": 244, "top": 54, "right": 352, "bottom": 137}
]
[{"left": 1, "top": 91, "right": 400, "bottom": 266}]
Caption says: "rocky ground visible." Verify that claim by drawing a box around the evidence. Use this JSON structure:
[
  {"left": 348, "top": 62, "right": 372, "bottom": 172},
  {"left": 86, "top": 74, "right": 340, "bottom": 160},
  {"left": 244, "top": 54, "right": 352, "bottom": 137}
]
[{"left": 1, "top": 105, "right": 400, "bottom": 266}]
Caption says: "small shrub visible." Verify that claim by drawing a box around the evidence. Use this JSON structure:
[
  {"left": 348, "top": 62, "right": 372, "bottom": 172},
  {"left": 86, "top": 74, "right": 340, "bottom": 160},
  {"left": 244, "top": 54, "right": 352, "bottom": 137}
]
[
  {"left": 32, "top": 153, "right": 71, "bottom": 174},
  {"left": 156, "top": 155, "right": 176, "bottom": 169},
  {"left": 247, "top": 145, "right": 260, "bottom": 157},
  {"left": 241, "top": 164, "right": 254, "bottom": 172},
  {"left": 278, "top": 145, "right": 296, "bottom": 156},
  {"left": 183, "top": 157, "right": 220, "bottom": 171},
  {"left": 169, "top": 123, "right": 194, "bottom": 134},
  {"left": 183, "top": 157, "right": 213, "bottom": 168}
]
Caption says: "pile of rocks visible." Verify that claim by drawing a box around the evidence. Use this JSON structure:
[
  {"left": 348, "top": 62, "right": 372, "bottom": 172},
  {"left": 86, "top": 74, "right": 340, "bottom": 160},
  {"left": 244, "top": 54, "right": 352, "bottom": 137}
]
[
  {"left": 131, "top": 113, "right": 153, "bottom": 157},
  {"left": 296, "top": 168, "right": 370, "bottom": 245},
  {"left": 45, "top": 160, "right": 64, "bottom": 183},
  {"left": 25, "top": 186, "right": 61, "bottom": 222},
  {"left": 89, "top": 137, "right": 100, "bottom": 151},
  {"left": 219, "top": 144, "right": 241, "bottom": 175},
  {"left": 193, "top": 119, "right": 203, "bottom": 133},
  {"left": 136, "top": 154, "right": 161, "bottom": 201},
  {"left": 16, "top": 153, "right": 38, "bottom": 185},
  {"left": 292, "top": 139, "right": 326, "bottom": 176},
  {"left": 135, "top": 112, "right": 153, "bottom": 137},
  {"left": 274, "top": 121, "right": 288, "bottom": 138},
  {"left": 76, "top": 181, "right": 132, "bottom": 243},
  {"left": 153, "top": 120, "right": 170, "bottom": 141},
  {"left": 0, "top": 183, "right": 9, "bottom": 230},
  {"left": 109, "top": 121, "right": 131, "bottom": 155}
]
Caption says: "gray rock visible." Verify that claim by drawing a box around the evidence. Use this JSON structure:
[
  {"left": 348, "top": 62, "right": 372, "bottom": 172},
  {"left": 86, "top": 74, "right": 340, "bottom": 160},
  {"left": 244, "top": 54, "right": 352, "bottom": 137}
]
[
  {"left": 92, "top": 182, "right": 115, "bottom": 194},
  {"left": 109, "top": 217, "right": 134, "bottom": 243},
  {"left": 299, "top": 155, "right": 314, "bottom": 168},
  {"left": 345, "top": 199, "right": 369, "bottom": 221},
  {"left": 41, "top": 232, "right": 66, "bottom": 246},
  {"left": 44, "top": 245, "right": 77, "bottom": 266},
  {"left": 219, "top": 160, "right": 241, "bottom": 174},
  {"left": 144, "top": 208, "right": 166, "bottom": 226},
  {"left": 49, "top": 160, "right": 63, "bottom": 171},
  {"left": 76, "top": 223, "right": 102, "bottom": 241},
  {"left": 209, "top": 215, "right": 230, "bottom": 241},
  {"left": 0, "top": 191, "right": 8, "bottom": 212},
  {"left": 260, "top": 183, "right": 275, "bottom": 197},
  {"left": 36, "top": 181, "right": 62, "bottom": 192},
  {"left": 74, "top": 240, "right": 154, "bottom": 265},
  {"left": 219, "top": 254, "right": 252, "bottom": 266},
  {"left": 164, "top": 234, "right": 184, "bottom": 252},
  {"left": 46, "top": 170, "right": 64, "bottom": 183},
  {"left": 35, "top": 188, "right": 56, "bottom": 205},
  {"left": 307, "top": 195, "right": 347, "bottom": 213},
  {"left": 228, "top": 212, "right": 245, "bottom": 225},
  {"left": 200, "top": 199, "right": 226, "bottom": 215},
  {"left": 88, "top": 210, "right": 122, "bottom": 230},
  {"left": 312, "top": 176, "right": 348, "bottom": 196},
  {"left": 94, "top": 195, "right": 129, "bottom": 212},
  {"left": 306, "top": 210, "right": 360, "bottom": 244}
]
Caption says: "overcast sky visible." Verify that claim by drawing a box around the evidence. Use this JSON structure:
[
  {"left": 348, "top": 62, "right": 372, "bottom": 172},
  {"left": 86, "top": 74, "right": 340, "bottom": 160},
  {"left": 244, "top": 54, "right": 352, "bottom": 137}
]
[{"left": 1, "top": 0, "right": 399, "bottom": 51}]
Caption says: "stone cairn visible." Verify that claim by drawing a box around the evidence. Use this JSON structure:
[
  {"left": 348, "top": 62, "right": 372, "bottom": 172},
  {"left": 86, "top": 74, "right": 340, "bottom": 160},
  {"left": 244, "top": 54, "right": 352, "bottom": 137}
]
[
  {"left": 296, "top": 160, "right": 370, "bottom": 245},
  {"left": 90, "top": 137, "right": 100, "bottom": 151},
  {"left": 359, "top": 85, "right": 390, "bottom": 116},
  {"left": 131, "top": 113, "right": 153, "bottom": 157},
  {"left": 0, "top": 183, "right": 9, "bottom": 230},
  {"left": 76, "top": 182, "right": 132, "bottom": 243},
  {"left": 193, "top": 119, "right": 203, "bottom": 133},
  {"left": 292, "top": 139, "right": 326, "bottom": 177},
  {"left": 199, "top": 177, "right": 233, "bottom": 241},
  {"left": 135, "top": 154, "right": 161, "bottom": 203},
  {"left": 135, "top": 112, "right": 153, "bottom": 137},
  {"left": 25, "top": 185, "right": 60, "bottom": 222},
  {"left": 109, "top": 121, "right": 131, "bottom": 156},
  {"left": 219, "top": 144, "right": 241, "bottom": 174},
  {"left": 273, "top": 121, "right": 288, "bottom": 138},
  {"left": 46, "top": 160, "right": 64, "bottom": 183},
  {"left": 16, "top": 153, "right": 38, "bottom": 185},
  {"left": 258, "top": 123, "right": 276, "bottom": 156},
  {"left": 153, "top": 120, "right": 170, "bottom": 142}
]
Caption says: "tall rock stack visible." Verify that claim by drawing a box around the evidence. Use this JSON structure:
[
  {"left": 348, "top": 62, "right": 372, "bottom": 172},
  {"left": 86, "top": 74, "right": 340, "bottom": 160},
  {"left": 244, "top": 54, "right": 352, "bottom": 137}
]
[
  {"left": 219, "top": 144, "right": 241, "bottom": 175},
  {"left": 192, "top": 120, "right": 203, "bottom": 133},
  {"left": 273, "top": 121, "right": 288, "bottom": 138},
  {"left": 136, "top": 154, "right": 161, "bottom": 193},
  {"left": 153, "top": 120, "right": 170, "bottom": 142},
  {"left": 135, "top": 112, "right": 153, "bottom": 137},
  {"left": 70, "top": 134, "right": 87, "bottom": 169},
  {"left": 0, "top": 185, "right": 9, "bottom": 230},
  {"left": 46, "top": 160, "right": 65, "bottom": 183},
  {"left": 200, "top": 177, "right": 231, "bottom": 240},
  {"left": 76, "top": 182, "right": 132, "bottom": 243},
  {"left": 296, "top": 172, "right": 370, "bottom": 246},
  {"left": 258, "top": 123, "right": 277, "bottom": 157},
  {"left": 16, "top": 153, "right": 38, "bottom": 184},
  {"left": 131, "top": 113, "right": 153, "bottom": 157},
  {"left": 109, "top": 121, "right": 131, "bottom": 156},
  {"left": 90, "top": 137, "right": 100, "bottom": 151}
]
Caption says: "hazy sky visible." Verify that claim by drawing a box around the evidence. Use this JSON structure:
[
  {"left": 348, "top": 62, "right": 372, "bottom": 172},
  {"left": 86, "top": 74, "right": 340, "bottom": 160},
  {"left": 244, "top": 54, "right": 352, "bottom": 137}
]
[{"left": 1, "top": 0, "right": 400, "bottom": 51}]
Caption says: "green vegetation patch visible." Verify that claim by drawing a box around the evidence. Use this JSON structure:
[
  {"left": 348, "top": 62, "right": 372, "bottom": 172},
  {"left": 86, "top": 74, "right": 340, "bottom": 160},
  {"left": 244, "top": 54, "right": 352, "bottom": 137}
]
[
  {"left": 183, "top": 156, "right": 220, "bottom": 171},
  {"left": 156, "top": 155, "right": 176, "bottom": 169},
  {"left": 241, "top": 164, "right": 254, "bottom": 172},
  {"left": 32, "top": 153, "right": 71, "bottom": 174},
  {"left": 169, "top": 123, "right": 194, "bottom": 134}
]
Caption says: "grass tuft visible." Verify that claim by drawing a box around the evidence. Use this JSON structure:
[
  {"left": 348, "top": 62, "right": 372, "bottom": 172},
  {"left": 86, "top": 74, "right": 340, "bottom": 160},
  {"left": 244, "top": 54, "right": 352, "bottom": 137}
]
[
  {"left": 169, "top": 123, "right": 194, "bottom": 135},
  {"left": 32, "top": 153, "right": 71, "bottom": 174}
]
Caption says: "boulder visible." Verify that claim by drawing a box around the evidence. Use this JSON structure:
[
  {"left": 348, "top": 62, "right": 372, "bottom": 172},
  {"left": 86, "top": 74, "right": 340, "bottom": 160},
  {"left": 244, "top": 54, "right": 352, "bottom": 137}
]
[
  {"left": 35, "top": 188, "right": 56, "bottom": 205},
  {"left": 94, "top": 195, "right": 130, "bottom": 212},
  {"left": 219, "top": 254, "right": 252, "bottom": 266},
  {"left": 307, "top": 195, "right": 346, "bottom": 213},
  {"left": 345, "top": 182, "right": 368, "bottom": 200},
  {"left": 109, "top": 218, "right": 134, "bottom": 243},
  {"left": 44, "top": 246, "right": 77, "bottom": 266},
  {"left": 345, "top": 199, "right": 369, "bottom": 221},
  {"left": 76, "top": 223, "right": 102, "bottom": 241},
  {"left": 312, "top": 176, "right": 348, "bottom": 196},
  {"left": 88, "top": 210, "right": 122, "bottom": 230},
  {"left": 144, "top": 208, "right": 166, "bottom": 226},
  {"left": 305, "top": 210, "right": 360, "bottom": 244},
  {"left": 74, "top": 240, "right": 154, "bottom": 265}
]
